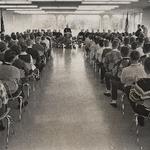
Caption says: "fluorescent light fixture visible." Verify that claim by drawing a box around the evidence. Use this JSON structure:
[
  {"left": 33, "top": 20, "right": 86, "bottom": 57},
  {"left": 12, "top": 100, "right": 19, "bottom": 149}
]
[
  {"left": 82, "top": 1, "right": 131, "bottom": 4},
  {"left": 14, "top": 10, "right": 45, "bottom": 14},
  {"left": 78, "top": 5, "right": 119, "bottom": 11},
  {"left": 7, "top": 8, "right": 42, "bottom": 11},
  {"left": 0, "top": 1, "right": 31, "bottom": 4},
  {"left": 46, "top": 11, "right": 104, "bottom": 15},
  {"left": 41, "top": 7, "right": 77, "bottom": 10},
  {"left": 31, "top": 0, "right": 82, "bottom": 1},
  {"left": 84, "top": 0, "right": 138, "bottom": 1},
  {"left": 0, "top": 5, "right": 38, "bottom": 8}
]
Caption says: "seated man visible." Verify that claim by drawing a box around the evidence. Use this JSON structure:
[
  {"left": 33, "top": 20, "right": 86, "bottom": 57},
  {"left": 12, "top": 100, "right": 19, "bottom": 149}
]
[
  {"left": 18, "top": 43, "right": 36, "bottom": 71},
  {"left": 100, "top": 40, "right": 112, "bottom": 83},
  {"left": 0, "top": 80, "right": 8, "bottom": 131},
  {"left": 136, "top": 37, "right": 145, "bottom": 57},
  {"left": 0, "top": 50, "right": 28, "bottom": 106},
  {"left": 26, "top": 39, "right": 41, "bottom": 68},
  {"left": 0, "top": 50, "right": 21, "bottom": 95},
  {"left": 121, "top": 51, "right": 146, "bottom": 87},
  {"left": 104, "top": 40, "right": 121, "bottom": 96},
  {"left": 10, "top": 44, "right": 29, "bottom": 76},
  {"left": 32, "top": 37, "right": 45, "bottom": 57},
  {"left": 32, "top": 37, "right": 46, "bottom": 72},
  {"left": 0, "top": 41, "right": 7, "bottom": 63},
  {"left": 129, "top": 57, "right": 150, "bottom": 126},
  {"left": 110, "top": 46, "right": 130, "bottom": 107},
  {"left": 84, "top": 35, "right": 91, "bottom": 57}
]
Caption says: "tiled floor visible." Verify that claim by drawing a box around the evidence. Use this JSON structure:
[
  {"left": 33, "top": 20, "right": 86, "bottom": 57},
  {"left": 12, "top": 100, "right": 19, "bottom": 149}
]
[{"left": 0, "top": 48, "right": 150, "bottom": 150}]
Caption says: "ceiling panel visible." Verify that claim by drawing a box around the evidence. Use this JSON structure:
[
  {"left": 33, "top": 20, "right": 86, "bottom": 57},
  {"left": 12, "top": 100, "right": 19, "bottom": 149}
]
[{"left": 0, "top": 0, "right": 149, "bottom": 15}]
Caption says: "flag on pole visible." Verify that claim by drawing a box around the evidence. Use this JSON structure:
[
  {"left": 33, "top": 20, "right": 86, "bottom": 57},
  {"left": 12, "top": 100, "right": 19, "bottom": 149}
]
[
  {"left": 1, "top": 9, "right": 5, "bottom": 33},
  {"left": 125, "top": 12, "right": 129, "bottom": 33}
]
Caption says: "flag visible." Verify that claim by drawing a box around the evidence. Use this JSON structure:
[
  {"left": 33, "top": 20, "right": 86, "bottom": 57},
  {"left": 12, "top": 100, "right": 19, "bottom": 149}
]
[
  {"left": 1, "top": 9, "right": 5, "bottom": 33},
  {"left": 125, "top": 12, "right": 129, "bottom": 33}
]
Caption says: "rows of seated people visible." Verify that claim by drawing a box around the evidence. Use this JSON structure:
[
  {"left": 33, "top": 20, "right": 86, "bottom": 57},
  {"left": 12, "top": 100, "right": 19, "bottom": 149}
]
[
  {"left": 77, "top": 24, "right": 148, "bottom": 45},
  {"left": 0, "top": 30, "right": 52, "bottom": 135},
  {"left": 83, "top": 24, "right": 150, "bottom": 127}
]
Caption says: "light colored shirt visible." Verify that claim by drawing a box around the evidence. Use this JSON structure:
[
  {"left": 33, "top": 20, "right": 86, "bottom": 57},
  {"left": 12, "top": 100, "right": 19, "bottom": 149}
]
[
  {"left": 84, "top": 37, "right": 91, "bottom": 48},
  {"left": 121, "top": 63, "right": 146, "bottom": 86},
  {"left": 136, "top": 47, "right": 144, "bottom": 57},
  {"left": 97, "top": 46, "right": 104, "bottom": 62}
]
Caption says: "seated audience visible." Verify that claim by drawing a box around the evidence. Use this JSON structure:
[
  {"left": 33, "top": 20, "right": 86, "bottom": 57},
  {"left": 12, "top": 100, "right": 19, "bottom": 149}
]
[
  {"left": 129, "top": 57, "right": 150, "bottom": 126},
  {"left": 136, "top": 37, "right": 144, "bottom": 57},
  {"left": 104, "top": 40, "right": 121, "bottom": 96},
  {"left": 18, "top": 43, "right": 36, "bottom": 71},
  {"left": 0, "top": 41, "right": 7, "bottom": 63},
  {"left": 26, "top": 39, "right": 41, "bottom": 68},
  {"left": 110, "top": 46, "right": 130, "bottom": 107},
  {"left": 0, "top": 50, "right": 21, "bottom": 95},
  {"left": 121, "top": 51, "right": 146, "bottom": 87},
  {"left": 0, "top": 80, "right": 9, "bottom": 131},
  {"left": 101, "top": 40, "right": 112, "bottom": 83}
]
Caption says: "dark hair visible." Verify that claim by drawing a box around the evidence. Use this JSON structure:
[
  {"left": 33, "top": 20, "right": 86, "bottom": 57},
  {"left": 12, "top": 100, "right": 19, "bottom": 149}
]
[
  {"left": 41, "top": 36, "right": 45, "bottom": 41},
  {"left": 143, "top": 43, "right": 150, "bottom": 53},
  {"left": 144, "top": 57, "right": 150, "bottom": 73},
  {"left": 5, "top": 35, "right": 11, "bottom": 43},
  {"left": 130, "top": 36, "right": 136, "bottom": 44},
  {"left": 1, "top": 34, "right": 5, "bottom": 41},
  {"left": 138, "top": 37, "right": 144, "bottom": 43},
  {"left": 4, "top": 50, "right": 16, "bottom": 63},
  {"left": 104, "top": 40, "right": 109, "bottom": 47},
  {"left": 0, "top": 41, "right": 6, "bottom": 52},
  {"left": 120, "top": 46, "right": 129, "bottom": 57},
  {"left": 95, "top": 38, "right": 99, "bottom": 45},
  {"left": 112, "top": 40, "right": 119, "bottom": 49},
  {"left": 20, "top": 43, "right": 27, "bottom": 52},
  {"left": 124, "top": 37, "right": 130, "bottom": 45},
  {"left": 130, "top": 51, "right": 140, "bottom": 61},
  {"left": 99, "top": 39, "right": 104, "bottom": 47},
  {"left": 131, "top": 42, "right": 138, "bottom": 50},
  {"left": 10, "top": 44, "right": 21, "bottom": 55},
  {"left": 11, "top": 33, "right": 17, "bottom": 41}
]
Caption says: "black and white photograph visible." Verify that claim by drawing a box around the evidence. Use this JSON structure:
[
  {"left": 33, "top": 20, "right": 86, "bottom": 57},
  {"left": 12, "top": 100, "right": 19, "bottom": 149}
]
[{"left": 0, "top": 0, "right": 150, "bottom": 150}]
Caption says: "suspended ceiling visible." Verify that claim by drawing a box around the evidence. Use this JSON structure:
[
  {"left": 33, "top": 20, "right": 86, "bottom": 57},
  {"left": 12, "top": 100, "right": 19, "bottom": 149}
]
[{"left": 0, "top": 0, "right": 149, "bottom": 15}]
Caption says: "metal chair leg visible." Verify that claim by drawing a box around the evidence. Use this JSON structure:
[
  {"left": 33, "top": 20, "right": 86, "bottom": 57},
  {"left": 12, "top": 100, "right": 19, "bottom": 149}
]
[
  {"left": 26, "top": 84, "right": 31, "bottom": 98},
  {"left": 7, "top": 115, "right": 15, "bottom": 136},
  {"left": 24, "top": 83, "right": 31, "bottom": 98},
  {"left": 32, "top": 82, "right": 35, "bottom": 92},
  {"left": 18, "top": 96, "right": 23, "bottom": 121},
  {"left": 121, "top": 94, "right": 125, "bottom": 116},
  {"left": 135, "top": 114, "right": 144, "bottom": 150},
  {"left": 5, "top": 115, "right": 11, "bottom": 149}
]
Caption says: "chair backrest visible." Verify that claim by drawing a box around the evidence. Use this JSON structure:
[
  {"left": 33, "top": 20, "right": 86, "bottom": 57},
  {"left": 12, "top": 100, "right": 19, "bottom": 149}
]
[
  {"left": 0, "top": 65, "right": 20, "bottom": 80},
  {"left": 0, "top": 65, "right": 20, "bottom": 94},
  {"left": 0, "top": 80, "right": 8, "bottom": 109},
  {"left": 0, "top": 81, "right": 8, "bottom": 117}
]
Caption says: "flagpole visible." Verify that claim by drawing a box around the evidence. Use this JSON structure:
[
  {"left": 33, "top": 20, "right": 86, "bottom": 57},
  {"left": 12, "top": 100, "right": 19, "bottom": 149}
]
[
  {"left": 1, "top": 8, "right": 3, "bottom": 34},
  {"left": 1, "top": 8, "right": 5, "bottom": 34}
]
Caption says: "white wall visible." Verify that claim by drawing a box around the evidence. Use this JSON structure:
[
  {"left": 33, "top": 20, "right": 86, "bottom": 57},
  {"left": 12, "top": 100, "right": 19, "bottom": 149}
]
[{"left": 3, "top": 11, "right": 56, "bottom": 34}]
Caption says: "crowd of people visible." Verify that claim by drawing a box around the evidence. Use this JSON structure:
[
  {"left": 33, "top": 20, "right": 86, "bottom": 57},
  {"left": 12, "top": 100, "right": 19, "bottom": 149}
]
[
  {"left": 0, "top": 23, "right": 150, "bottom": 148},
  {"left": 0, "top": 29, "right": 52, "bottom": 135},
  {"left": 83, "top": 24, "right": 150, "bottom": 127}
]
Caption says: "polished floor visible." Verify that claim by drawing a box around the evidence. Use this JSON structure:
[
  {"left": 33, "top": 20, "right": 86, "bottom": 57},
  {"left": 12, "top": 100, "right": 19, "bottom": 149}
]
[{"left": 0, "top": 48, "right": 150, "bottom": 150}]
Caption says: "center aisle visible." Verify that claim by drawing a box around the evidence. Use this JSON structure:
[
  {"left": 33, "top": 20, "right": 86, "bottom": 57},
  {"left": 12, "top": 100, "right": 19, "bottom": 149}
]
[{"left": 9, "top": 48, "right": 139, "bottom": 150}]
